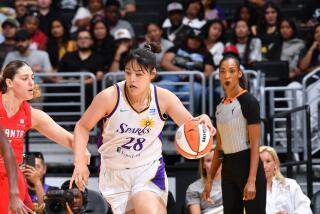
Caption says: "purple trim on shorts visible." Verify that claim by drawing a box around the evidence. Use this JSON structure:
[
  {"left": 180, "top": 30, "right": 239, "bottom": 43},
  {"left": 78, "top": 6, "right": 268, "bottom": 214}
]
[
  {"left": 106, "top": 84, "right": 120, "bottom": 118},
  {"left": 153, "top": 84, "right": 167, "bottom": 121},
  {"left": 151, "top": 157, "right": 166, "bottom": 190}
]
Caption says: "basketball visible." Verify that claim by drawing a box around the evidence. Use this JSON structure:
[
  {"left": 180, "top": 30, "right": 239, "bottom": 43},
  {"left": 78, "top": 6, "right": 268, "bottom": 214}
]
[{"left": 174, "top": 121, "right": 214, "bottom": 159}]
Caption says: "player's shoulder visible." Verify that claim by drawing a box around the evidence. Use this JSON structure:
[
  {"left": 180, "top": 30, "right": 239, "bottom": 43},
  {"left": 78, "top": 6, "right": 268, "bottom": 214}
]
[{"left": 237, "top": 92, "right": 259, "bottom": 106}]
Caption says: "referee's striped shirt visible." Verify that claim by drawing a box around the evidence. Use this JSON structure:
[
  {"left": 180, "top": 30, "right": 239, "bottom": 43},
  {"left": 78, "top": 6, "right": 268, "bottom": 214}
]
[{"left": 215, "top": 92, "right": 260, "bottom": 154}]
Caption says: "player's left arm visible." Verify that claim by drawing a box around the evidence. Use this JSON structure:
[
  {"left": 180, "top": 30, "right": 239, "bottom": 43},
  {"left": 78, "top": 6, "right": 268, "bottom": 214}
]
[
  {"left": 157, "top": 87, "right": 193, "bottom": 126},
  {"left": 31, "top": 107, "right": 73, "bottom": 150}
]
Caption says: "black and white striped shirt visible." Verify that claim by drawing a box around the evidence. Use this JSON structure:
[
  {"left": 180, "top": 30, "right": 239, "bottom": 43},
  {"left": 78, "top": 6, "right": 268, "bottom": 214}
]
[{"left": 215, "top": 92, "right": 260, "bottom": 154}]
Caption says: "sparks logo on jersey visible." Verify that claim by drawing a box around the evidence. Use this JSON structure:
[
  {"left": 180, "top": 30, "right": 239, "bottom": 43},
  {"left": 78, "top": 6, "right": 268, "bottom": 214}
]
[
  {"left": 140, "top": 117, "right": 155, "bottom": 128},
  {"left": 116, "top": 123, "right": 151, "bottom": 135}
]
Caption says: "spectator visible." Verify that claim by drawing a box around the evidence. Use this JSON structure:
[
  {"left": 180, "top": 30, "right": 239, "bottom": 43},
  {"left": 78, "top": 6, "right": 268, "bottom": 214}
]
[
  {"left": 0, "top": 19, "right": 19, "bottom": 68},
  {"left": 183, "top": 0, "right": 206, "bottom": 30},
  {"left": 104, "top": 0, "right": 135, "bottom": 38},
  {"left": 232, "top": 3, "right": 257, "bottom": 29},
  {"left": 160, "top": 31, "right": 214, "bottom": 114},
  {"left": 86, "top": 0, "right": 104, "bottom": 17},
  {"left": 14, "top": 0, "right": 29, "bottom": 25},
  {"left": 58, "top": 29, "right": 105, "bottom": 81},
  {"left": 254, "top": 2, "right": 281, "bottom": 58},
  {"left": 162, "top": 2, "right": 194, "bottom": 46},
  {"left": 54, "top": 0, "right": 79, "bottom": 30},
  {"left": 21, "top": 152, "right": 58, "bottom": 208},
  {"left": 186, "top": 146, "right": 223, "bottom": 214},
  {"left": 37, "top": 0, "right": 55, "bottom": 36},
  {"left": 118, "top": 0, "right": 136, "bottom": 17},
  {"left": 266, "top": 18, "right": 305, "bottom": 80},
  {"left": 47, "top": 18, "right": 76, "bottom": 71},
  {"left": 91, "top": 17, "right": 115, "bottom": 71},
  {"left": 259, "top": 146, "right": 312, "bottom": 214},
  {"left": 23, "top": 15, "right": 48, "bottom": 50},
  {"left": 201, "top": 19, "right": 225, "bottom": 67},
  {"left": 109, "top": 28, "right": 134, "bottom": 72},
  {"left": 139, "top": 22, "right": 173, "bottom": 70},
  {"left": 70, "top": 7, "right": 92, "bottom": 35},
  {"left": 228, "top": 19, "right": 262, "bottom": 66},
  {"left": 2, "top": 29, "right": 52, "bottom": 77},
  {"left": 301, "top": 1, "right": 320, "bottom": 27},
  {"left": 203, "top": 0, "right": 227, "bottom": 28}
]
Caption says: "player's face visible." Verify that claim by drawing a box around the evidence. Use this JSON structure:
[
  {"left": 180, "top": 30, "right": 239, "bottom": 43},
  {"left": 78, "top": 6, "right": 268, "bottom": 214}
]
[
  {"left": 219, "top": 58, "right": 242, "bottom": 91},
  {"left": 8, "top": 65, "right": 35, "bottom": 100},
  {"left": 260, "top": 151, "right": 276, "bottom": 180},
  {"left": 125, "top": 60, "right": 155, "bottom": 96}
]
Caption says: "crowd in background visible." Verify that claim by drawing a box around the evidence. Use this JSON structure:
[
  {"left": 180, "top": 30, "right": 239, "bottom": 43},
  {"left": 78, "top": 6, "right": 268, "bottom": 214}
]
[{"left": 0, "top": 0, "right": 319, "bottom": 112}]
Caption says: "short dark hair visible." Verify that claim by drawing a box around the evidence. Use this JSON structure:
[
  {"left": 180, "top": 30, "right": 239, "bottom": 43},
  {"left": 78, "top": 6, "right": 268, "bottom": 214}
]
[
  {"left": 29, "top": 152, "right": 45, "bottom": 163},
  {"left": 105, "top": 0, "right": 120, "bottom": 8}
]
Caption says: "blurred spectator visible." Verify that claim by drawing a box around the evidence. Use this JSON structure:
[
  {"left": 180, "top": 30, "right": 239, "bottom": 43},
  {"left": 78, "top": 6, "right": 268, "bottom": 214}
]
[
  {"left": 0, "top": 19, "right": 19, "bottom": 68},
  {"left": 91, "top": 17, "right": 115, "bottom": 71},
  {"left": 201, "top": 19, "right": 225, "bottom": 67},
  {"left": 139, "top": 22, "right": 173, "bottom": 70},
  {"left": 109, "top": 28, "right": 134, "bottom": 72},
  {"left": 266, "top": 18, "right": 305, "bottom": 80},
  {"left": 183, "top": 0, "right": 206, "bottom": 30},
  {"left": 202, "top": 0, "right": 227, "bottom": 28},
  {"left": 232, "top": 3, "right": 257, "bottom": 30},
  {"left": 37, "top": 0, "right": 55, "bottom": 36},
  {"left": 47, "top": 18, "right": 76, "bottom": 71},
  {"left": 160, "top": 31, "right": 214, "bottom": 114},
  {"left": 105, "top": 0, "right": 136, "bottom": 17},
  {"left": 70, "top": 7, "right": 92, "bottom": 35},
  {"left": 227, "top": 19, "right": 262, "bottom": 66},
  {"left": 54, "top": 0, "right": 79, "bottom": 31},
  {"left": 162, "top": 2, "right": 193, "bottom": 46},
  {"left": 14, "top": 0, "right": 29, "bottom": 24},
  {"left": 23, "top": 15, "right": 48, "bottom": 50},
  {"left": 186, "top": 146, "right": 223, "bottom": 214},
  {"left": 58, "top": 29, "right": 105, "bottom": 81},
  {"left": 86, "top": 0, "right": 104, "bottom": 17},
  {"left": 301, "top": 0, "right": 320, "bottom": 27},
  {"left": 21, "top": 152, "right": 58, "bottom": 208},
  {"left": 254, "top": 2, "right": 281, "bottom": 58},
  {"left": 104, "top": 0, "right": 135, "bottom": 38},
  {"left": 163, "top": 0, "right": 206, "bottom": 31},
  {"left": 299, "top": 24, "right": 320, "bottom": 74},
  {"left": 2, "top": 29, "right": 52, "bottom": 76},
  {"left": 260, "top": 146, "right": 312, "bottom": 214}
]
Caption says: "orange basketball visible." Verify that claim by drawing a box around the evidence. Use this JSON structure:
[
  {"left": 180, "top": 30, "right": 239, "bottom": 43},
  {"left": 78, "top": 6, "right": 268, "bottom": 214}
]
[{"left": 174, "top": 120, "right": 214, "bottom": 159}]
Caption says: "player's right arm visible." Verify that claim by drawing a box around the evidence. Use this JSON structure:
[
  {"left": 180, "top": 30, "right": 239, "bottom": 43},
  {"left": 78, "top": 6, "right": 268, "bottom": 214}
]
[
  {"left": 202, "top": 130, "right": 222, "bottom": 202},
  {"left": 0, "top": 124, "right": 32, "bottom": 213},
  {"left": 71, "top": 86, "right": 117, "bottom": 190}
]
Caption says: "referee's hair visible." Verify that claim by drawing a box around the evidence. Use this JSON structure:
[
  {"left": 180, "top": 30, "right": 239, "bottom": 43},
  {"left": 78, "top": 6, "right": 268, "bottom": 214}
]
[{"left": 219, "top": 54, "right": 247, "bottom": 89}]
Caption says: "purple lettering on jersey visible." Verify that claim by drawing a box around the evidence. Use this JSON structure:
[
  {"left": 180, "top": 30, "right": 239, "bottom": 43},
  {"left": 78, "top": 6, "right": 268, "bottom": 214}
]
[{"left": 116, "top": 123, "right": 151, "bottom": 135}]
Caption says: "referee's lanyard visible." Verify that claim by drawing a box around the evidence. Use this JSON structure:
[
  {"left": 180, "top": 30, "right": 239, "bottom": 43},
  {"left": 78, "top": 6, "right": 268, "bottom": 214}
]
[{"left": 222, "top": 90, "right": 247, "bottom": 104}]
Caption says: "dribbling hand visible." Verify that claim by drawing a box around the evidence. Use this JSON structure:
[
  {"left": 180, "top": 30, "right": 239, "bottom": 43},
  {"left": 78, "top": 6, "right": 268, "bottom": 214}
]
[
  {"left": 192, "top": 114, "right": 216, "bottom": 136},
  {"left": 70, "top": 163, "right": 90, "bottom": 192},
  {"left": 202, "top": 179, "right": 214, "bottom": 204}
]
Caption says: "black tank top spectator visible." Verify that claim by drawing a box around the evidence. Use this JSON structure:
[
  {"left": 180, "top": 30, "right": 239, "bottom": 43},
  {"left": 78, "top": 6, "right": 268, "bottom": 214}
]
[
  {"left": 47, "top": 18, "right": 76, "bottom": 71},
  {"left": 266, "top": 18, "right": 305, "bottom": 81},
  {"left": 254, "top": 2, "right": 281, "bottom": 59},
  {"left": 91, "top": 17, "right": 115, "bottom": 71}
]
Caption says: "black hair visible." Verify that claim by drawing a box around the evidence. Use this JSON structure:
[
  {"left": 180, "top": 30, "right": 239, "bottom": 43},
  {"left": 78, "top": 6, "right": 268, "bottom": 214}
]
[
  {"left": 234, "top": 3, "right": 257, "bottom": 27},
  {"left": 230, "top": 19, "right": 253, "bottom": 66},
  {"left": 184, "top": 0, "right": 204, "bottom": 20},
  {"left": 219, "top": 54, "right": 247, "bottom": 89},
  {"left": 124, "top": 42, "right": 161, "bottom": 73},
  {"left": 105, "top": 0, "right": 120, "bottom": 8},
  {"left": 144, "top": 22, "right": 162, "bottom": 35},
  {"left": 29, "top": 152, "right": 45, "bottom": 162},
  {"left": 76, "top": 29, "right": 92, "bottom": 40},
  {"left": 257, "top": 2, "right": 281, "bottom": 35},
  {"left": 305, "top": 23, "right": 320, "bottom": 49},
  {"left": 266, "top": 17, "right": 297, "bottom": 60},
  {"left": 201, "top": 19, "right": 225, "bottom": 43},
  {"left": 0, "top": 60, "right": 30, "bottom": 92}
]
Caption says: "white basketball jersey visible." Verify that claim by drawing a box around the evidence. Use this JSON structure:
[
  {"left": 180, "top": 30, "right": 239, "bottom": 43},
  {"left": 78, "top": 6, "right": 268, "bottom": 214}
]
[{"left": 97, "top": 81, "right": 166, "bottom": 169}]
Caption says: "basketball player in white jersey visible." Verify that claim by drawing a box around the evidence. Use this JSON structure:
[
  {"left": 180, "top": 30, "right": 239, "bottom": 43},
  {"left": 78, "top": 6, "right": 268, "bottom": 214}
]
[{"left": 70, "top": 42, "right": 216, "bottom": 214}]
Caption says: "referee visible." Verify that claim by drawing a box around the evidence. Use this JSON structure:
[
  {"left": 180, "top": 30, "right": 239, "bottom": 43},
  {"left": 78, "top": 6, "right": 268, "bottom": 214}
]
[{"left": 203, "top": 54, "right": 266, "bottom": 214}]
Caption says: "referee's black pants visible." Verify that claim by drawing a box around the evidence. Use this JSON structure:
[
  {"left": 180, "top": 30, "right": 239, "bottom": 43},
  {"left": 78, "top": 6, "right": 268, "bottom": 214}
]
[{"left": 221, "top": 149, "right": 266, "bottom": 214}]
